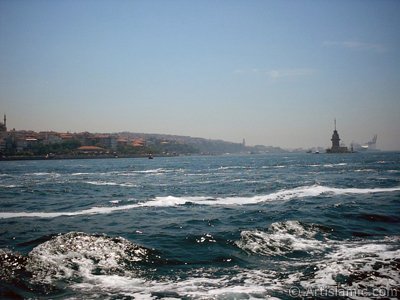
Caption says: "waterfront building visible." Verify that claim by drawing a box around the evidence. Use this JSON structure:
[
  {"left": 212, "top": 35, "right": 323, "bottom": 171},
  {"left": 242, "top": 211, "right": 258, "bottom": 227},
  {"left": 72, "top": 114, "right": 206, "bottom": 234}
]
[{"left": 40, "top": 132, "right": 63, "bottom": 145}]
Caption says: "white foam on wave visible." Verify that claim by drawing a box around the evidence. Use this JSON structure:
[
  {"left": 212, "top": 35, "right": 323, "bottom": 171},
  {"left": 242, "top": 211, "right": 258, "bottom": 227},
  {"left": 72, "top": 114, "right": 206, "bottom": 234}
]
[
  {"left": 0, "top": 204, "right": 142, "bottom": 219},
  {"left": 323, "top": 163, "right": 347, "bottom": 168},
  {"left": 3, "top": 228, "right": 399, "bottom": 299},
  {"left": 66, "top": 233, "right": 400, "bottom": 299},
  {"left": 236, "top": 221, "right": 400, "bottom": 295},
  {"left": 354, "top": 168, "right": 375, "bottom": 172},
  {"left": 387, "top": 169, "right": 400, "bottom": 173},
  {"left": 70, "top": 266, "right": 277, "bottom": 299},
  {"left": 71, "top": 172, "right": 92, "bottom": 176},
  {"left": 133, "top": 168, "right": 170, "bottom": 174},
  {"left": 217, "top": 166, "right": 247, "bottom": 170},
  {"left": 1, "top": 185, "right": 400, "bottom": 219},
  {"left": 22, "top": 232, "right": 279, "bottom": 299},
  {"left": 71, "top": 169, "right": 169, "bottom": 177},
  {"left": 236, "top": 221, "right": 326, "bottom": 256},
  {"left": 26, "top": 232, "right": 151, "bottom": 285},
  {"left": 299, "top": 237, "right": 400, "bottom": 291},
  {"left": 86, "top": 181, "right": 137, "bottom": 187},
  {"left": 0, "top": 184, "right": 19, "bottom": 188},
  {"left": 26, "top": 172, "right": 61, "bottom": 177},
  {"left": 150, "top": 185, "right": 400, "bottom": 207}
]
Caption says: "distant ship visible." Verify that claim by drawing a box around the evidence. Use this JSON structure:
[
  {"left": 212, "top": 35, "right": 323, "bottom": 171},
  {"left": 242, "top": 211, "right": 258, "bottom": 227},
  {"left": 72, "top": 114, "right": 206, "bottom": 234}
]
[{"left": 352, "top": 135, "right": 378, "bottom": 152}]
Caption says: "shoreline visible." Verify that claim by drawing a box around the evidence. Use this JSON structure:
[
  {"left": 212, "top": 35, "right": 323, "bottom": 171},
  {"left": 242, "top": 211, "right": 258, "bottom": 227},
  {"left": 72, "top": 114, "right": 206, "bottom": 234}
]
[
  {"left": 0, "top": 153, "right": 185, "bottom": 161},
  {"left": 0, "top": 150, "right": 395, "bottom": 162}
]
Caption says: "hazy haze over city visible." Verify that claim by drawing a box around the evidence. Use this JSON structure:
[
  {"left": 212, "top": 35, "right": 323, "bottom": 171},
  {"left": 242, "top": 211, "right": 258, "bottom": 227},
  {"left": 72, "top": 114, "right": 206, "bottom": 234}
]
[{"left": 1, "top": 0, "right": 399, "bottom": 150}]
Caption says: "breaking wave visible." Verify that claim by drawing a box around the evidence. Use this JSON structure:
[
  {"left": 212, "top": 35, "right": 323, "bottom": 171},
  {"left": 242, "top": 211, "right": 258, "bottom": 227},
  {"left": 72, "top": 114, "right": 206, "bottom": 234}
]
[
  {"left": 0, "top": 231, "right": 302, "bottom": 299},
  {"left": 0, "top": 232, "right": 163, "bottom": 282},
  {"left": 236, "top": 221, "right": 400, "bottom": 295},
  {"left": 236, "top": 220, "right": 327, "bottom": 256},
  {"left": 86, "top": 181, "right": 138, "bottom": 187},
  {"left": 2, "top": 228, "right": 399, "bottom": 299},
  {"left": 1, "top": 185, "right": 400, "bottom": 219},
  {"left": 0, "top": 232, "right": 176, "bottom": 298},
  {"left": 0, "top": 232, "right": 281, "bottom": 299},
  {"left": 25, "top": 232, "right": 160, "bottom": 284}
]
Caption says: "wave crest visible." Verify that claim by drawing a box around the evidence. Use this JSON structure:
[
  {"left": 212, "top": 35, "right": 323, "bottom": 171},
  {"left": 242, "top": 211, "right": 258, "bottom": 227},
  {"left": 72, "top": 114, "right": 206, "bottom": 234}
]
[
  {"left": 1, "top": 185, "right": 399, "bottom": 219},
  {"left": 236, "top": 221, "right": 327, "bottom": 256},
  {"left": 235, "top": 221, "right": 400, "bottom": 293},
  {"left": 26, "top": 232, "right": 157, "bottom": 284}
]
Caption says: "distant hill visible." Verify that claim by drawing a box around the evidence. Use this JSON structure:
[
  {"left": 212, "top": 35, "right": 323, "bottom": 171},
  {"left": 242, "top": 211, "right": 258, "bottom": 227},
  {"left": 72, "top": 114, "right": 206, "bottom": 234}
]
[{"left": 117, "top": 132, "right": 287, "bottom": 155}]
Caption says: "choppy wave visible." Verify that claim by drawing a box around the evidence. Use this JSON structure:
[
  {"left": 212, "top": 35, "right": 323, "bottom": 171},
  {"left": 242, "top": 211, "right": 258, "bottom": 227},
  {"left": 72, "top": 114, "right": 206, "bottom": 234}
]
[
  {"left": 70, "top": 267, "right": 281, "bottom": 299},
  {"left": 0, "top": 232, "right": 279, "bottom": 298},
  {"left": 86, "top": 181, "right": 138, "bottom": 187},
  {"left": 25, "top": 232, "right": 158, "bottom": 283},
  {"left": 323, "top": 163, "right": 348, "bottom": 168},
  {"left": 0, "top": 184, "right": 20, "bottom": 188},
  {"left": 1, "top": 185, "right": 400, "bottom": 219},
  {"left": 1, "top": 228, "right": 399, "bottom": 299},
  {"left": 236, "top": 221, "right": 400, "bottom": 295},
  {"left": 305, "top": 238, "right": 400, "bottom": 289},
  {"left": 1, "top": 153, "right": 399, "bottom": 299},
  {"left": 236, "top": 220, "right": 327, "bottom": 256},
  {"left": 26, "top": 172, "right": 61, "bottom": 177},
  {"left": 0, "top": 232, "right": 166, "bottom": 296}
]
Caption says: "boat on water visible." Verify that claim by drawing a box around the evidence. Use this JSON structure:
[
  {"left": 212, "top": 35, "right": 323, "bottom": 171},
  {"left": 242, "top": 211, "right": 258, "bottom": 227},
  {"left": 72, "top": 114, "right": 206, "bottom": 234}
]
[{"left": 352, "top": 135, "right": 378, "bottom": 152}]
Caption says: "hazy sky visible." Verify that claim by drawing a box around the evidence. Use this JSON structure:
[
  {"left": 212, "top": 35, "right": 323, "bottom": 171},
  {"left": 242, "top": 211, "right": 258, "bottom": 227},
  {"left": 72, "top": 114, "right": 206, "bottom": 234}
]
[{"left": 1, "top": 0, "right": 399, "bottom": 150}]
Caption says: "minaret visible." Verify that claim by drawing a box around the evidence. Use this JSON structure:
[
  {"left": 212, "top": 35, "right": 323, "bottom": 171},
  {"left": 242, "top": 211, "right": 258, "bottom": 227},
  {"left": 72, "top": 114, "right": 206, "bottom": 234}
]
[{"left": 0, "top": 114, "right": 6, "bottom": 132}]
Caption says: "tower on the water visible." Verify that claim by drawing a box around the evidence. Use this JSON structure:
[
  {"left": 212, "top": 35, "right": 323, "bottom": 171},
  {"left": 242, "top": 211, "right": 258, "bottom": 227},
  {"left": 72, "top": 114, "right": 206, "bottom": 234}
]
[
  {"left": 331, "top": 119, "right": 340, "bottom": 150},
  {"left": 326, "top": 119, "right": 350, "bottom": 153}
]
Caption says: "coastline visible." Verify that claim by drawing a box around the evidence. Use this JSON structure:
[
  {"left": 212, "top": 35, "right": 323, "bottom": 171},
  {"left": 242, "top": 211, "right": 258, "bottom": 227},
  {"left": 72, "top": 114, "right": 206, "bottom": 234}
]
[
  {"left": 1, "top": 150, "right": 396, "bottom": 162},
  {"left": 0, "top": 153, "right": 183, "bottom": 161}
]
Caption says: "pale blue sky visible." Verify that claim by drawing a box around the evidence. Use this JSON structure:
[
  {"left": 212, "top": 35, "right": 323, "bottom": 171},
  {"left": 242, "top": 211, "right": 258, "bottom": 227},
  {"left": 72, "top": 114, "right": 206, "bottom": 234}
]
[{"left": 1, "top": 0, "right": 399, "bottom": 150}]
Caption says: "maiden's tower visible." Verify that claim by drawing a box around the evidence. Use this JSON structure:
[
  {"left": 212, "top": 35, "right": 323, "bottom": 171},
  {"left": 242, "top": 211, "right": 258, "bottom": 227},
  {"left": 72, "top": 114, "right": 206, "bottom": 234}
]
[{"left": 326, "top": 119, "right": 350, "bottom": 153}]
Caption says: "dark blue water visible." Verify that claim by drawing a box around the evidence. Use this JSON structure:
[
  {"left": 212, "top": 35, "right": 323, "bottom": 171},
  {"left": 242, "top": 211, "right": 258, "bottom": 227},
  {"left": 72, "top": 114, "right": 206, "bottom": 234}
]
[{"left": 1, "top": 153, "right": 399, "bottom": 299}]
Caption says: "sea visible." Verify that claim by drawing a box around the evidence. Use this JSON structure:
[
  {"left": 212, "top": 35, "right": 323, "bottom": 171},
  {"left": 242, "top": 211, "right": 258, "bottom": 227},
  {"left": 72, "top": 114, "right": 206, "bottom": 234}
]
[{"left": 0, "top": 152, "right": 399, "bottom": 299}]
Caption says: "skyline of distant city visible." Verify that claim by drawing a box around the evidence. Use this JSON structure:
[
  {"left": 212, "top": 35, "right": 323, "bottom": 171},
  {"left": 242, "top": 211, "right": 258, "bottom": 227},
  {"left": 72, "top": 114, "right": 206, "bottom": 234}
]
[
  {"left": 1, "top": 1, "right": 399, "bottom": 150},
  {"left": 0, "top": 113, "right": 382, "bottom": 153}
]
